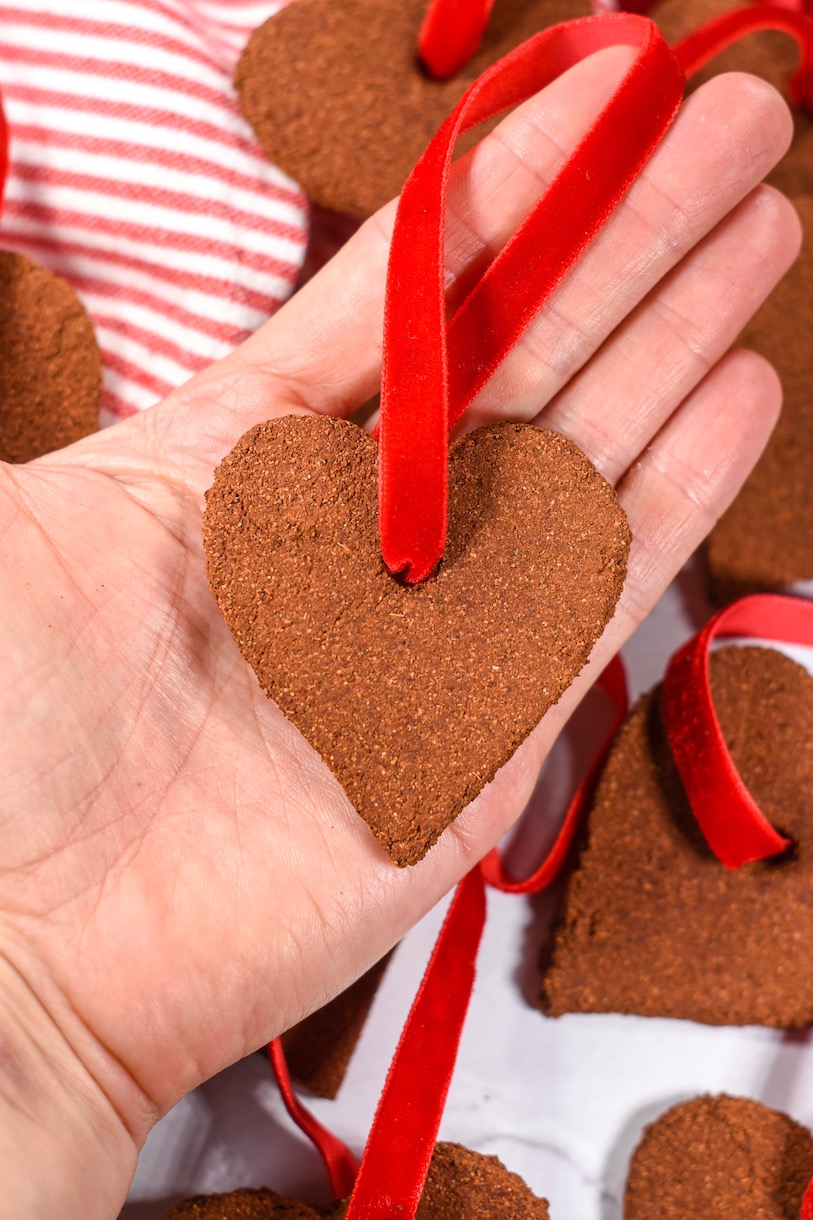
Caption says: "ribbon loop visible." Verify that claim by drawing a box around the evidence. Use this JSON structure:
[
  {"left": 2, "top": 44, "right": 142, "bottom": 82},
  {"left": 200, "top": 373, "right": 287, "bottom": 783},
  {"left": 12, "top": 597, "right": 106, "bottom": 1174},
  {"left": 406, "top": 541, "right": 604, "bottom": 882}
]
[
  {"left": 482, "top": 655, "right": 628, "bottom": 893},
  {"left": 662, "top": 593, "right": 813, "bottom": 869},
  {"left": 268, "top": 1038, "right": 358, "bottom": 1198},
  {"left": 671, "top": 3, "right": 813, "bottom": 109},
  {"left": 379, "top": 14, "right": 684, "bottom": 583},
  {"left": 419, "top": 0, "right": 495, "bottom": 79}
]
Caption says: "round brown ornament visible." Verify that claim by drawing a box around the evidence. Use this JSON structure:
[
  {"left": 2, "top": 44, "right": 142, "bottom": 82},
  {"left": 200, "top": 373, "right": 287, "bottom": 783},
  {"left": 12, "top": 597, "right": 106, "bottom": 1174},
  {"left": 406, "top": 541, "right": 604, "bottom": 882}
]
[
  {"left": 625, "top": 1095, "right": 813, "bottom": 1219},
  {"left": 164, "top": 1143, "right": 550, "bottom": 1218},
  {"left": 0, "top": 251, "right": 102, "bottom": 463}
]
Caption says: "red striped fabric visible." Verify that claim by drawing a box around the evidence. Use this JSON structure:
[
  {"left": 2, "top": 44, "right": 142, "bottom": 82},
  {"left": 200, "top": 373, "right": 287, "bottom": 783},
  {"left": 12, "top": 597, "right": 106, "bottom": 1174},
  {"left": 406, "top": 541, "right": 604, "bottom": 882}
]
[{"left": 0, "top": 0, "right": 307, "bottom": 421}]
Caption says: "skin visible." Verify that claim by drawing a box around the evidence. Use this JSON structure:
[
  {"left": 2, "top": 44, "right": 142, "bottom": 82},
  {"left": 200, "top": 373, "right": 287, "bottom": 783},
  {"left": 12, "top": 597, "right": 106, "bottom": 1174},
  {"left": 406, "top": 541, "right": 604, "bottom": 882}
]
[{"left": 0, "top": 49, "right": 801, "bottom": 1217}]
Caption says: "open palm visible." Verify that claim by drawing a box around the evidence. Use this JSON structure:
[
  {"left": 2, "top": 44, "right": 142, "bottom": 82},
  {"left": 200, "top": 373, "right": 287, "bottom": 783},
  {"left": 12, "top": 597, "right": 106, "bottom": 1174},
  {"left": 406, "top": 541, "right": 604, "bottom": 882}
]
[{"left": 0, "top": 49, "right": 800, "bottom": 1218}]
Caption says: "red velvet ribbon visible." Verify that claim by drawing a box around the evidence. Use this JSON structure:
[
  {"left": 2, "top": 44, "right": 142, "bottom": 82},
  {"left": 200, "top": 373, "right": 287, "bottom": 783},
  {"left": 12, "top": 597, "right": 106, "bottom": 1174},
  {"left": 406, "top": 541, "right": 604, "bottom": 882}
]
[
  {"left": 419, "top": 0, "right": 813, "bottom": 78},
  {"left": 268, "top": 1038, "right": 358, "bottom": 1198},
  {"left": 662, "top": 593, "right": 813, "bottom": 869},
  {"left": 270, "top": 651, "right": 628, "bottom": 1208},
  {"left": 481, "top": 654, "right": 628, "bottom": 892},
  {"left": 379, "top": 14, "right": 684, "bottom": 584},
  {"left": 343, "top": 657, "right": 628, "bottom": 1211},
  {"left": 344, "top": 868, "right": 487, "bottom": 1218},
  {"left": 670, "top": 3, "right": 813, "bottom": 108},
  {"left": 616, "top": 0, "right": 811, "bottom": 11},
  {"left": 419, "top": 0, "right": 495, "bottom": 79}
]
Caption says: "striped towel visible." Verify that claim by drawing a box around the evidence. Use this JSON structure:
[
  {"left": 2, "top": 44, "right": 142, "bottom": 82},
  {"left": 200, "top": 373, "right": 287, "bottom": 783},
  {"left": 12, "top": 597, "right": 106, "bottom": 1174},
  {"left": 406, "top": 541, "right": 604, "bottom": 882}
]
[{"left": 0, "top": 0, "right": 308, "bottom": 423}]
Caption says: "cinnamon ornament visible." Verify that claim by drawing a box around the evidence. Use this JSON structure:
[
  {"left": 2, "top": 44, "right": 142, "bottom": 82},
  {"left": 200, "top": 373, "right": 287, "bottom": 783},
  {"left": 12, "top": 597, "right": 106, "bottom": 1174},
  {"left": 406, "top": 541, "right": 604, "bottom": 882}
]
[
  {"left": 625, "top": 1095, "right": 813, "bottom": 1219},
  {"left": 0, "top": 250, "right": 102, "bottom": 463},
  {"left": 203, "top": 416, "right": 629, "bottom": 866},
  {"left": 165, "top": 1192, "right": 323, "bottom": 1219},
  {"left": 164, "top": 1144, "right": 550, "bottom": 1218},
  {"left": 655, "top": 5, "right": 813, "bottom": 596},
  {"left": 235, "top": 0, "right": 590, "bottom": 218},
  {"left": 281, "top": 954, "right": 392, "bottom": 1099},
  {"left": 384, "top": 1143, "right": 550, "bottom": 1219},
  {"left": 541, "top": 644, "right": 813, "bottom": 1026}
]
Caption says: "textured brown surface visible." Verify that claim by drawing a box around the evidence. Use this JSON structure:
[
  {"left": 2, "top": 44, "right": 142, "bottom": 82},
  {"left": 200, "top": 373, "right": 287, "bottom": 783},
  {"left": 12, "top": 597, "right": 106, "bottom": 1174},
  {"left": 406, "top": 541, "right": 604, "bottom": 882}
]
[
  {"left": 281, "top": 953, "right": 392, "bottom": 1098},
  {"left": 164, "top": 1189, "right": 325, "bottom": 1218},
  {"left": 235, "top": 0, "right": 590, "bottom": 218},
  {"left": 166, "top": 1144, "right": 549, "bottom": 1218},
  {"left": 204, "top": 415, "right": 629, "bottom": 866},
  {"left": 706, "top": 196, "right": 813, "bottom": 602},
  {"left": 625, "top": 1095, "right": 813, "bottom": 1219},
  {"left": 413, "top": 1143, "right": 550, "bottom": 1218},
  {"left": 332, "top": 1143, "right": 549, "bottom": 1218},
  {"left": 541, "top": 646, "right": 813, "bottom": 1027},
  {"left": 0, "top": 251, "right": 102, "bottom": 463}
]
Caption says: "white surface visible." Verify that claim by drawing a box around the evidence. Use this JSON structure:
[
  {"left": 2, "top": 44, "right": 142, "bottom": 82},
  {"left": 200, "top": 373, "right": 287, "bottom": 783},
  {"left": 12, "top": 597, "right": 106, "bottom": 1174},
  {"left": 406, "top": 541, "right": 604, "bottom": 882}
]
[{"left": 123, "top": 561, "right": 813, "bottom": 1219}]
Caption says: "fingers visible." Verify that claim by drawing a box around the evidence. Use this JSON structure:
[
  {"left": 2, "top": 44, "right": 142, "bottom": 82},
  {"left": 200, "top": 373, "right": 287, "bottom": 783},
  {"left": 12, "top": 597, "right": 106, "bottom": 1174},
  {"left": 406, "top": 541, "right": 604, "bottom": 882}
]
[
  {"left": 203, "top": 46, "right": 647, "bottom": 414},
  {"left": 443, "top": 346, "right": 783, "bottom": 858},
  {"left": 533, "top": 184, "right": 801, "bottom": 481},
  {"left": 614, "top": 347, "right": 781, "bottom": 630},
  {"left": 136, "top": 59, "right": 792, "bottom": 483},
  {"left": 242, "top": 71, "right": 790, "bottom": 424},
  {"left": 457, "top": 73, "right": 793, "bottom": 431}
]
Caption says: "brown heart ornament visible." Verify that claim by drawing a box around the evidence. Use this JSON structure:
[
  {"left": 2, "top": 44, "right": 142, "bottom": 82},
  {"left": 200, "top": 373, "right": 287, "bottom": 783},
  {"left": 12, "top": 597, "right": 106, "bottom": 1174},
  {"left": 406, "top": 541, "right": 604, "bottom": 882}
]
[
  {"left": 281, "top": 951, "right": 393, "bottom": 1099},
  {"left": 235, "top": 0, "right": 590, "bottom": 219},
  {"left": 541, "top": 645, "right": 813, "bottom": 1026},
  {"left": 625, "top": 1095, "right": 813, "bottom": 1219},
  {"left": 203, "top": 415, "right": 629, "bottom": 866}
]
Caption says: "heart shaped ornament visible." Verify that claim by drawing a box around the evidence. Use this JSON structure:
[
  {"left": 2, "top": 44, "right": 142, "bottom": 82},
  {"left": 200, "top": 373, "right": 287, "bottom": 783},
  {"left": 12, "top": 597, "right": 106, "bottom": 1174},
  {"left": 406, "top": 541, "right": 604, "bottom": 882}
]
[
  {"left": 625, "top": 1095, "right": 813, "bottom": 1219},
  {"left": 204, "top": 414, "right": 629, "bottom": 866},
  {"left": 0, "top": 251, "right": 102, "bottom": 462},
  {"left": 234, "top": 0, "right": 590, "bottom": 219},
  {"left": 164, "top": 1143, "right": 550, "bottom": 1218},
  {"left": 541, "top": 644, "right": 813, "bottom": 1025},
  {"left": 281, "top": 952, "right": 393, "bottom": 1099}
]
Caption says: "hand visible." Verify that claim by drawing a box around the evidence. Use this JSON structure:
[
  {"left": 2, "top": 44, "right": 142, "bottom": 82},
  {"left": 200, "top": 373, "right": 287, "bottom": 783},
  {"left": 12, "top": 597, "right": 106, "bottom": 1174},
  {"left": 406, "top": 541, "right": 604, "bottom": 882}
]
[{"left": 0, "top": 48, "right": 799, "bottom": 1218}]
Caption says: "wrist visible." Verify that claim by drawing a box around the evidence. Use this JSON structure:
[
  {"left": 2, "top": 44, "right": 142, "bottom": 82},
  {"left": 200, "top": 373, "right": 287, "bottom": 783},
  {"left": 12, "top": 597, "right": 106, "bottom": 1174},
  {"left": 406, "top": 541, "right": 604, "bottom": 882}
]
[{"left": 0, "top": 936, "right": 145, "bottom": 1219}]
